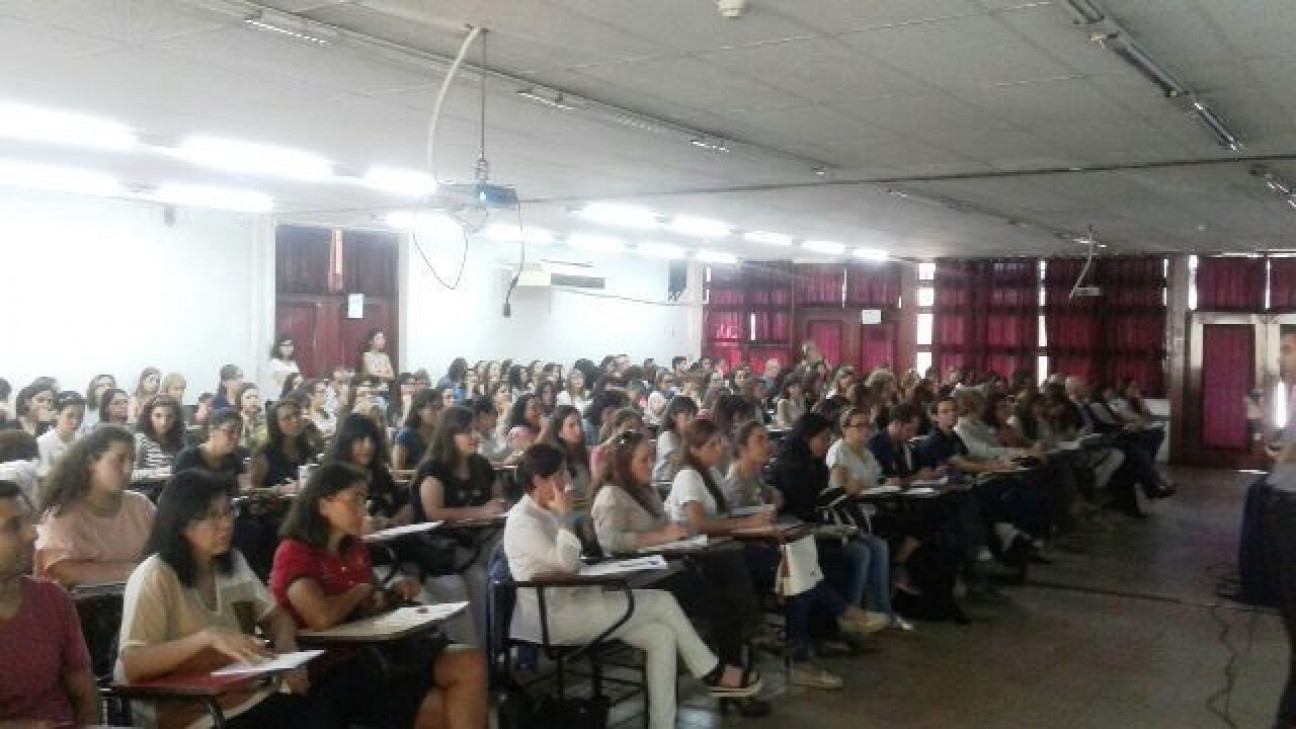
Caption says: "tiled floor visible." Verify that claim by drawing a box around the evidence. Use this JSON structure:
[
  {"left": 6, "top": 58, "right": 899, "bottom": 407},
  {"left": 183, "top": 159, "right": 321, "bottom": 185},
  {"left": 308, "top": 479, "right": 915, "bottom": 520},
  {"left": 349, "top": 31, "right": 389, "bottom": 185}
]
[{"left": 605, "top": 467, "right": 1287, "bottom": 728}]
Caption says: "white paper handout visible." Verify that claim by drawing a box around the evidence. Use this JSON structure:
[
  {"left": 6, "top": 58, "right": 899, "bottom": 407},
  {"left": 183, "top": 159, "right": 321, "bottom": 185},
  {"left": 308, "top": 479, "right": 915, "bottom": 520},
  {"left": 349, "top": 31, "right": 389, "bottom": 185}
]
[
  {"left": 730, "top": 504, "right": 775, "bottom": 517},
  {"left": 579, "top": 555, "right": 669, "bottom": 577},
  {"left": 861, "top": 485, "right": 902, "bottom": 497},
  {"left": 638, "top": 535, "right": 708, "bottom": 553},
  {"left": 298, "top": 603, "right": 468, "bottom": 640},
  {"left": 212, "top": 650, "right": 324, "bottom": 677},
  {"left": 364, "top": 521, "right": 443, "bottom": 542}
]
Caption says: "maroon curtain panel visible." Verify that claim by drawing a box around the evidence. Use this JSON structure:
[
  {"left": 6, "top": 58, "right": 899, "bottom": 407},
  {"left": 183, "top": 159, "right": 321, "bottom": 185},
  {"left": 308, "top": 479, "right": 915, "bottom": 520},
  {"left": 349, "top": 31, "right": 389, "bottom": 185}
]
[
  {"left": 1197, "top": 257, "right": 1265, "bottom": 312},
  {"left": 932, "top": 260, "right": 982, "bottom": 375},
  {"left": 275, "top": 225, "right": 333, "bottom": 295},
  {"left": 1044, "top": 258, "right": 1104, "bottom": 385},
  {"left": 847, "top": 262, "right": 901, "bottom": 308},
  {"left": 1095, "top": 257, "right": 1166, "bottom": 395},
  {"left": 1272, "top": 258, "right": 1296, "bottom": 312},
  {"left": 859, "top": 322, "right": 895, "bottom": 373},
  {"left": 933, "top": 260, "right": 1037, "bottom": 379},
  {"left": 1200, "top": 324, "right": 1255, "bottom": 450},
  {"left": 806, "top": 320, "right": 844, "bottom": 369},
  {"left": 797, "top": 265, "right": 845, "bottom": 308}
]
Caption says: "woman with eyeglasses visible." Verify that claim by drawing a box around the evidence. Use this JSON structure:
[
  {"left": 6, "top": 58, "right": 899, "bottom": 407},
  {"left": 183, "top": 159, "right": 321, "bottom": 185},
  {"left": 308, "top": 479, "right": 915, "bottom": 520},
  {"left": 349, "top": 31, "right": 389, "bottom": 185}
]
[
  {"left": 79, "top": 374, "right": 116, "bottom": 436},
  {"left": 173, "top": 409, "right": 248, "bottom": 486},
  {"left": 97, "top": 388, "right": 130, "bottom": 430},
  {"left": 115, "top": 469, "right": 322, "bottom": 729},
  {"left": 294, "top": 379, "right": 335, "bottom": 440},
  {"left": 411, "top": 406, "right": 506, "bottom": 646},
  {"left": 210, "top": 364, "right": 244, "bottom": 412},
  {"left": 270, "top": 462, "right": 488, "bottom": 729},
  {"left": 37, "top": 392, "right": 84, "bottom": 478},
  {"left": 326, "top": 414, "right": 409, "bottom": 528},
  {"left": 126, "top": 367, "right": 161, "bottom": 425},
  {"left": 35, "top": 426, "right": 154, "bottom": 587},
  {"left": 132, "top": 395, "right": 186, "bottom": 480}
]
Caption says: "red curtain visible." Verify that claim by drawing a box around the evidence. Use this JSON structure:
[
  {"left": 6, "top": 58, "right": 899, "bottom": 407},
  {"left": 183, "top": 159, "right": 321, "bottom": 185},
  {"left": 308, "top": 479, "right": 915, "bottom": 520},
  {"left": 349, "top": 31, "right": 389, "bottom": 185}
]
[
  {"left": 1201, "top": 324, "right": 1255, "bottom": 450},
  {"left": 847, "top": 262, "right": 901, "bottom": 308},
  {"left": 797, "top": 265, "right": 845, "bottom": 308},
  {"left": 1272, "top": 258, "right": 1296, "bottom": 312},
  {"left": 859, "top": 322, "right": 895, "bottom": 373},
  {"left": 1044, "top": 258, "right": 1102, "bottom": 384},
  {"left": 1197, "top": 257, "right": 1265, "bottom": 311},
  {"left": 932, "top": 260, "right": 1038, "bottom": 379},
  {"left": 806, "top": 320, "right": 843, "bottom": 369}
]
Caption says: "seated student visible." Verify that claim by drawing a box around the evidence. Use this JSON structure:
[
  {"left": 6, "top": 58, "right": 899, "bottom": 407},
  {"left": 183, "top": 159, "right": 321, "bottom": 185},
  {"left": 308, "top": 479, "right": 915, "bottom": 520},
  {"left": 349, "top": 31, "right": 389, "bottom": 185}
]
[
  {"left": 14, "top": 381, "right": 55, "bottom": 437},
  {"left": 392, "top": 388, "right": 442, "bottom": 473},
  {"left": 506, "top": 443, "right": 760, "bottom": 729},
  {"left": 36, "top": 425, "right": 154, "bottom": 587},
  {"left": 115, "top": 470, "right": 319, "bottom": 728},
  {"left": 470, "top": 396, "right": 509, "bottom": 465},
  {"left": 538, "top": 405, "right": 592, "bottom": 500},
  {"left": 97, "top": 387, "right": 131, "bottom": 429},
  {"left": 174, "top": 408, "right": 247, "bottom": 486},
  {"left": 582, "top": 389, "right": 629, "bottom": 449},
  {"left": 80, "top": 373, "right": 116, "bottom": 436},
  {"left": 827, "top": 407, "right": 921, "bottom": 610},
  {"left": 127, "top": 367, "right": 161, "bottom": 425},
  {"left": 653, "top": 395, "right": 697, "bottom": 483},
  {"left": 210, "top": 363, "right": 244, "bottom": 412},
  {"left": 0, "top": 431, "right": 41, "bottom": 505},
  {"left": 235, "top": 384, "right": 264, "bottom": 454},
  {"left": 250, "top": 398, "right": 318, "bottom": 489},
  {"left": 671, "top": 418, "right": 886, "bottom": 688},
  {"left": 38, "top": 392, "right": 84, "bottom": 478},
  {"left": 589, "top": 407, "right": 643, "bottom": 485},
  {"left": 328, "top": 414, "right": 412, "bottom": 530},
  {"left": 160, "top": 372, "right": 188, "bottom": 407},
  {"left": 775, "top": 376, "right": 808, "bottom": 430},
  {"left": 298, "top": 378, "right": 335, "bottom": 439},
  {"left": 555, "top": 368, "right": 590, "bottom": 414},
  {"left": 411, "top": 406, "right": 506, "bottom": 646},
  {"left": 0, "top": 480, "right": 100, "bottom": 726},
  {"left": 133, "top": 395, "right": 186, "bottom": 479},
  {"left": 504, "top": 393, "right": 543, "bottom": 454},
  {"left": 270, "top": 463, "right": 488, "bottom": 729}
]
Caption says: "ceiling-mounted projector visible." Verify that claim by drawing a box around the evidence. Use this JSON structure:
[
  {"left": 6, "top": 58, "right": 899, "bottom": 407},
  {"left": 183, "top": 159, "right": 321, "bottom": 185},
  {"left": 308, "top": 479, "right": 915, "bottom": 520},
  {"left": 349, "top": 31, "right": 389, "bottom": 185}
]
[{"left": 439, "top": 182, "right": 518, "bottom": 209}]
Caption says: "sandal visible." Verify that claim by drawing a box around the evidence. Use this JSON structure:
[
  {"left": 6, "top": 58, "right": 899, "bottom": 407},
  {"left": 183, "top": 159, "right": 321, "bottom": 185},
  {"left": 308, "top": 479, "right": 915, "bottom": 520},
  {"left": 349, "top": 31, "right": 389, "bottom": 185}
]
[{"left": 704, "top": 664, "right": 762, "bottom": 698}]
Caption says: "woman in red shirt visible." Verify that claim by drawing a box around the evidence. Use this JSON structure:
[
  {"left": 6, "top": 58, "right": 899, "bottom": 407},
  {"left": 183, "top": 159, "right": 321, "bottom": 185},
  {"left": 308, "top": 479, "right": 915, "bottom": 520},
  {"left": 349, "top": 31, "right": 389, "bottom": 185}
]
[{"left": 270, "top": 462, "right": 487, "bottom": 729}]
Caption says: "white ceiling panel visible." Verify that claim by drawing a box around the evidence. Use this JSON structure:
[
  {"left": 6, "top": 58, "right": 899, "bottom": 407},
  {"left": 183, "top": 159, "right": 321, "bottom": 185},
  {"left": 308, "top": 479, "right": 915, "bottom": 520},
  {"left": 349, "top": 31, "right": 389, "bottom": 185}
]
[
  {"left": 552, "top": 0, "right": 819, "bottom": 54},
  {"left": 763, "top": 0, "right": 984, "bottom": 35},
  {"left": 0, "top": 0, "right": 224, "bottom": 42}
]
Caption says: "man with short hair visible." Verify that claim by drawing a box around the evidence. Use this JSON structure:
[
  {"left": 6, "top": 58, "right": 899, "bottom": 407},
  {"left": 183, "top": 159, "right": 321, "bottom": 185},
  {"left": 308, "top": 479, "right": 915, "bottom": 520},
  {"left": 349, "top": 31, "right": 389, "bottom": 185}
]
[{"left": 671, "top": 356, "right": 689, "bottom": 377}]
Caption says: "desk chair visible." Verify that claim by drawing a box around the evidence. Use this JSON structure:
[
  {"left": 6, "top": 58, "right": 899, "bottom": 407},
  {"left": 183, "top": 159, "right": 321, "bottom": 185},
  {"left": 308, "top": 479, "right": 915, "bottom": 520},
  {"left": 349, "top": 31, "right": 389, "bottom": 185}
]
[{"left": 72, "top": 584, "right": 132, "bottom": 725}]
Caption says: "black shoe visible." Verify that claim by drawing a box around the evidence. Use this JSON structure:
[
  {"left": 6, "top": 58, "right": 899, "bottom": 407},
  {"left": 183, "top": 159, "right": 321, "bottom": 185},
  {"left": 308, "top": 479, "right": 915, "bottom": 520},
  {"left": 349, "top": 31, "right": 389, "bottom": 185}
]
[{"left": 720, "top": 696, "right": 773, "bottom": 717}]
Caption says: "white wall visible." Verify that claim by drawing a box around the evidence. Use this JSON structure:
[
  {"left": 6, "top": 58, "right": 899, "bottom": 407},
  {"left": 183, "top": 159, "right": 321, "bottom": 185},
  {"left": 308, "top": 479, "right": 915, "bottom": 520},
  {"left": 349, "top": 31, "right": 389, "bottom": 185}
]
[
  {"left": 0, "top": 189, "right": 273, "bottom": 402},
  {"left": 401, "top": 235, "right": 703, "bottom": 376}
]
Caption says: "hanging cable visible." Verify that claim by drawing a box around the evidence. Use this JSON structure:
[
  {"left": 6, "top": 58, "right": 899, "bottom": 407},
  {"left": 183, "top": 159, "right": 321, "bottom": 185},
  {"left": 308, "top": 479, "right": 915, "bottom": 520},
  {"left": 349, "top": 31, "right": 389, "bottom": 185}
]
[
  {"left": 1069, "top": 224, "right": 1098, "bottom": 299},
  {"left": 426, "top": 25, "right": 483, "bottom": 184}
]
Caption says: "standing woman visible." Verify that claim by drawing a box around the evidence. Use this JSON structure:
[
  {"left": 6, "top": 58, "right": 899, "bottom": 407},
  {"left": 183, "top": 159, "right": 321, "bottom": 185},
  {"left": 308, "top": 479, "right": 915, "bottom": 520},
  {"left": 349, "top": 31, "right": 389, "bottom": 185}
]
[
  {"left": 392, "top": 388, "right": 442, "bottom": 473},
  {"left": 80, "top": 374, "right": 116, "bottom": 436},
  {"left": 132, "top": 395, "right": 186, "bottom": 477},
  {"left": 269, "top": 463, "right": 488, "bottom": 729},
  {"left": 97, "top": 388, "right": 130, "bottom": 429},
  {"left": 358, "top": 329, "right": 395, "bottom": 384},
  {"left": 505, "top": 393, "right": 543, "bottom": 454},
  {"left": 411, "top": 406, "right": 507, "bottom": 646},
  {"left": 114, "top": 469, "right": 317, "bottom": 729},
  {"left": 261, "top": 334, "right": 300, "bottom": 403},
  {"left": 36, "top": 426, "right": 154, "bottom": 587},
  {"left": 506, "top": 444, "right": 760, "bottom": 729},
  {"left": 127, "top": 368, "right": 161, "bottom": 425},
  {"left": 211, "top": 364, "right": 244, "bottom": 412}
]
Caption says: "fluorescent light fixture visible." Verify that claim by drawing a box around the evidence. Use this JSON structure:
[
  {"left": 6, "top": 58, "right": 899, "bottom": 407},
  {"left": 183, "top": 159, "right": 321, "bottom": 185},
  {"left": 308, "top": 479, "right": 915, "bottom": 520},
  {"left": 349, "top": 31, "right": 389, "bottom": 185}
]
[
  {"left": 695, "top": 249, "right": 738, "bottom": 265},
  {"left": 853, "top": 248, "right": 889, "bottom": 262},
  {"left": 517, "top": 87, "right": 576, "bottom": 111},
  {"left": 362, "top": 166, "right": 436, "bottom": 197},
  {"left": 689, "top": 137, "right": 730, "bottom": 154},
  {"left": 151, "top": 183, "right": 272, "bottom": 213},
  {"left": 175, "top": 135, "right": 333, "bottom": 181},
  {"left": 670, "top": 215, "right": 731, "bottom": 238},
  {"left": 743, "top": 230, "right": 794, "bottom": 247},
  {"left": 802, "top": 240, "right": 845, "bottom": 255},
  {"left": 243, "top": 10, "right": 332, "bottom": 45},
  {"left": 0, "top": 159, "right": 122, "bottom": 197},
  {"left": 483, "top": 223, "right": 553, "bottom": 245},
  {"left": 577, "top": 203, "right": 659, "bottom": 229},
  {"left": 568, "top": 234, "right": 624, "bottom": 253},
  {"left": 1062, "top": 0, "right": 1105, "bottom": 24},
  {"left": 386, "top": 210, "right": 461, "bottom": 236},
  {"left": 0, "top": 101, "right": 137, "bottom": 151},
  {"left": 637, "top": 242, "right": 686, "bottom": 259}
]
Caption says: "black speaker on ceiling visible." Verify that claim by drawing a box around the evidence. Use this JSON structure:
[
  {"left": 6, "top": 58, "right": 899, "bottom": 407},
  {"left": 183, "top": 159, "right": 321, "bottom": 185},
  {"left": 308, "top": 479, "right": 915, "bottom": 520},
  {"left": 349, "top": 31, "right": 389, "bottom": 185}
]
[{"left": 668, "top": 260, "right": 688, "bottom": 301}]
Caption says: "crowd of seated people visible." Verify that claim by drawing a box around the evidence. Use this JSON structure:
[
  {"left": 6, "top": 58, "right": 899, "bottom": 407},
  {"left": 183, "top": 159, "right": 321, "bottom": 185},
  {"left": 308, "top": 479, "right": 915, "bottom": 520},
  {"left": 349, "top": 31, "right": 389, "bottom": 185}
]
[{"left": 0, "top": 337, "right": 1177, "bottom": 727}]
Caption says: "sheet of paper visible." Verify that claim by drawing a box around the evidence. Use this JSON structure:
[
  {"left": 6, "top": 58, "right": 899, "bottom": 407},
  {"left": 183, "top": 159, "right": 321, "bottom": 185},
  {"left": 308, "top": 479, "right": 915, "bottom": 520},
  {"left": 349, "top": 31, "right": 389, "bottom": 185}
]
[
  {"left": 638, "top": 535, "right": 708, "bottom": 553},
  {"left": 211, "top": 649, "right": 324, "bottom": 677},
  {"left": 903, "top": 487, "right": 938, "bottom": 496},
  {"left": 364, "top": 521, "right": 443, "bottom": 542},
  {"left": 861, "top": 485, "right": 901, "bottom": 497},
  {"left": 1055, "top": 441, "right": 1081, "bottom": 452},
  {"left": 908, "top": 477, "right": 948, "bottom": 489},
  {"left": 729, "top": 504, "right": 775, "bottom": 517},
  {"left": 579, "top": 555, "right": 669, "bottom": 576},
  {"left": 298, "top": 603, "right": 468, "bottom": 640}
]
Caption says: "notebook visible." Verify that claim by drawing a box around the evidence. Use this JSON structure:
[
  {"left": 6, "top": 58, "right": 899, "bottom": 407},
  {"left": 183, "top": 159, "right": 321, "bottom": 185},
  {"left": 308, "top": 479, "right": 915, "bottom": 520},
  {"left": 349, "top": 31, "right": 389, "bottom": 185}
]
[
  {"left": 211, "top": 650, "right": 323, "bottom": 677},
  {"left": 579, "top": 555, "right": 669, "bottom": 576}
]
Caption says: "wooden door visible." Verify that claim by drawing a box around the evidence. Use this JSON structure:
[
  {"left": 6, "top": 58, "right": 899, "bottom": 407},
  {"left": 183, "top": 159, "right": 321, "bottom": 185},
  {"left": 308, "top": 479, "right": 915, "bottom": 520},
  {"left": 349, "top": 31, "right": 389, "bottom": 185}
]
[
  {"left": 1185, "top": 313, "right": 1268, "bottom": 468},
  {"left": 859, "top": 321, "right": 895, "bottom": 373}
]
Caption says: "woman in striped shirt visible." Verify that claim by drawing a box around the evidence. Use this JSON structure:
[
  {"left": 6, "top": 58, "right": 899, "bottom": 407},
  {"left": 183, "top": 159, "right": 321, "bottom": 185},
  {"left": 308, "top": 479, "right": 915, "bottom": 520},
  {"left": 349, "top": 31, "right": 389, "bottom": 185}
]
[{"left": 132, "top": 395, "right": 185, "bottom": 480}]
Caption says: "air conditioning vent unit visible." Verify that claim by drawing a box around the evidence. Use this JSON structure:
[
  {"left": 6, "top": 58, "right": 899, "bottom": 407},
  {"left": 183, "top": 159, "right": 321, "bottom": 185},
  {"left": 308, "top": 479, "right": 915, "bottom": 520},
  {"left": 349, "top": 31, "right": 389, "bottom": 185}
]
[{"left": 506, "top": 261, "right": 605, "bottom": 289}]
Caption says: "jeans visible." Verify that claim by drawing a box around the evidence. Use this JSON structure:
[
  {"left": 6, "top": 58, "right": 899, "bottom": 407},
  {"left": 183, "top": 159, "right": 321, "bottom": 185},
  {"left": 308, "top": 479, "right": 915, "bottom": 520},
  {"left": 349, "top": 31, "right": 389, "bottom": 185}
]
[
  {"left": 839, "top": 536, "right": 893, "bottom": 616},
  {"left": 785, "top": 579, "right": 850, "bottom": 662}
]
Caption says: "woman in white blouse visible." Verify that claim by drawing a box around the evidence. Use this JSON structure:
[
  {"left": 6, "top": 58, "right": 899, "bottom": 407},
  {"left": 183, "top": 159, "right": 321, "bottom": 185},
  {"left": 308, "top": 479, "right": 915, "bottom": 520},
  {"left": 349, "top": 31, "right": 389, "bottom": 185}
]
[{"left": 503, "top": 443, "right": 760, "bottom": 729}]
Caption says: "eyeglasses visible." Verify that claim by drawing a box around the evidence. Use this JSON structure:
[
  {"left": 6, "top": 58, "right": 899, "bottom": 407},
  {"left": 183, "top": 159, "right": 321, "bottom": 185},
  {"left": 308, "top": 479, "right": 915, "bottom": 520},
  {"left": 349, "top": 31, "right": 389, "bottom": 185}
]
[
  {"left": 844, "top": 421, "right": 871, "bottom": 430},
  {"left": 196, "top": 506, "right": 237, "bottom": 523}
]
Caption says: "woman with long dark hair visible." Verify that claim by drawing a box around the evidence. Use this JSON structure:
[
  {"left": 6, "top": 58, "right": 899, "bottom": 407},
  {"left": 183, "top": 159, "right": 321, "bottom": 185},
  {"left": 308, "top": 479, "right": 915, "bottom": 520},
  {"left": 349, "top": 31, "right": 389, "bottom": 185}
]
[
  {"left": 210, "top": 364, "right": 244, "bottom": 412},
  {"left": 326, "top": 414, "right": 410, "bottom": 531},
  {"left": 115, "top": 469, "right": 319, "bottom": 728},
  {"left": 132, "top": 394, "right": 185, "bottom": 477},
  {"left": 505, "top": 393, "right": 542, "bottom": 453},
  {"left": 653, "top": 395, "right": 697, "bottom": 483},
  {"left": 538, "top": 405, "right": 591, "bottom": 499},
  {"left": 126, "top": 367, "right": 160, "bottom": 425},
  {"left": 270, "top": 463, "right": 488, "bottom": 729},
  {"left": 80, "top": 373, "right": 116, "bottom": 435},
  {"left": 392, "top": 388, "right": 442, "bottom": 472},
  {"left": 250, "top": 399, "right": 318, "bottom": 489}
]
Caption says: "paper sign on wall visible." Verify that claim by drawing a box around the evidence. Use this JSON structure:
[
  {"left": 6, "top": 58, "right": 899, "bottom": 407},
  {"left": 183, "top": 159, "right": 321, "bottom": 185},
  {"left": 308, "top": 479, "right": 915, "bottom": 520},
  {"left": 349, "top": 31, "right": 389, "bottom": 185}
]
[
  {"left": 347, "top": 293, "right": 365, "bottom": 319},
  {"left": 860, "top": 309, "right": 882, "bottom": 325}
]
